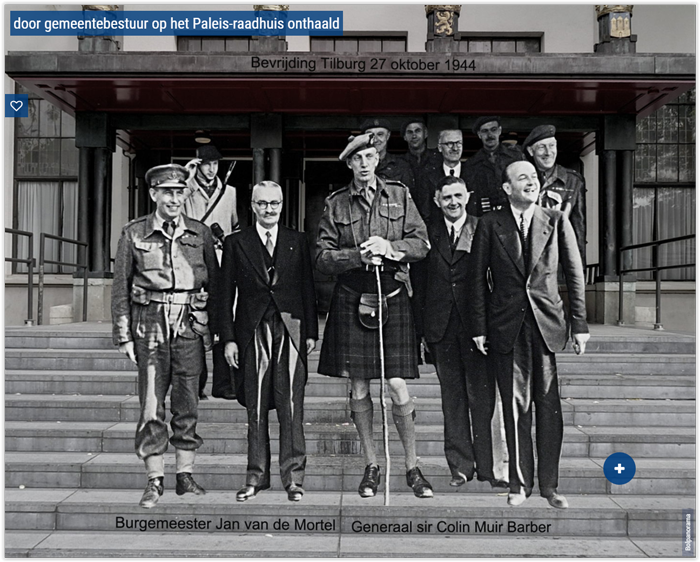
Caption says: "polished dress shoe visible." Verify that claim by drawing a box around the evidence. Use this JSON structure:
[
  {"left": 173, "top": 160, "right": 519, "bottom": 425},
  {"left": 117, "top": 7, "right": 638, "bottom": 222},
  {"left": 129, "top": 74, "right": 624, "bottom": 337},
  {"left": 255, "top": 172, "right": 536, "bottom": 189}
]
[
  {"left": 175, "top": 473, "right": 206, "bottom": 496},
  {"left": 358, "top": 464, "right": 380, "bottom": 498},
  {"left": 139, "top": 477, "right": 164, "bottom": 509},
  {"left": 449, "top": 472, "right": 468, "bottom": 487},
  {"left": 477, "top": 474, "right": 509, "bottom": 489},
  {"left": 507, "top": 487, "right": 531, "bottom": 506},
  {"left": 541, "top": 489, "right": 569, "bottom": 509},
  {"left": 287, "top": 484, "right": 304, "bottom": 502},
  {"left": 236, "top": 484, "right": 270, "bottom": 502},
  {"left": 406, "top": 467, "right": 434, "bottom": 498},
  {"left": 199, "top": 392, "right": 209, "bottom": 401}
]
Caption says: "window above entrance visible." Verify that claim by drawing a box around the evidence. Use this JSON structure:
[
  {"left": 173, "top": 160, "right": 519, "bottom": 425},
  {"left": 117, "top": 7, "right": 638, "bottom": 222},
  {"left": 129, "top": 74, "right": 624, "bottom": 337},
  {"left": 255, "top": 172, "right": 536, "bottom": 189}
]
[
  {"left": 456, "top": 33, "right": 543, "bottom": 53},
  {"left": 311, "top": 33, "right": 407, "bottom": 53}
]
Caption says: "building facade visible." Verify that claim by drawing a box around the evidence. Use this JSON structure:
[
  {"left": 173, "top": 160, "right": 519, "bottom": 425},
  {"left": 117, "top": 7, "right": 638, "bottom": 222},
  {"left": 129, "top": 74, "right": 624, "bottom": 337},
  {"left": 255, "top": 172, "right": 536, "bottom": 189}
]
[{"left": 4, "top": 3, "right": 696, "bottom": 330}]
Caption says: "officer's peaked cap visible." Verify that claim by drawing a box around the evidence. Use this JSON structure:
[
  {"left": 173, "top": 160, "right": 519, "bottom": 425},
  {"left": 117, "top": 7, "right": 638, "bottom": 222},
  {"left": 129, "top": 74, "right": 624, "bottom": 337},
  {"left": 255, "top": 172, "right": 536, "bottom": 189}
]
[{"left": 145, "top": 164, "right": 188, "bottom": 189}]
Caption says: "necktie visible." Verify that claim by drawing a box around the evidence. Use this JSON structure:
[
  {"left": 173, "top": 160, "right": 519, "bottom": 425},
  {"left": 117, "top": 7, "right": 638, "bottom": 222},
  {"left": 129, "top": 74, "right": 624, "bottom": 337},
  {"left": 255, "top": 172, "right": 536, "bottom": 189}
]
[
  {"left": 363, "top": 187, "right": 375, "bottom": 207},
  {"left": 163, "top": 221, "right": 174, "bottom": 238},
  {"left": 519, "top": 214, "right": 529, "bottom": 253},
  {"left": 449, "top": 168, "right": 455, "bottom": 176},
  {"left": 265, "top": 231, "right": 274, "bottom": 257},
  {"left": 450, "top": 225, "right": 457, "bottom": 253}
]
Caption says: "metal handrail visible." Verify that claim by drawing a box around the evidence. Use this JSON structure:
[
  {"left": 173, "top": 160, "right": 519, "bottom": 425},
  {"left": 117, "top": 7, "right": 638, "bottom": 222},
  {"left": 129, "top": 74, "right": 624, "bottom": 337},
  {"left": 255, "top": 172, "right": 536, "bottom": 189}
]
[
  {"left": 38, "top": 233, "right": 88, "bottom": 325},
  {"left": 5, "top": 228, "right": 35, "bottom": 325},
  {"left": 618, "top": 233, "right": 695, "bottom": 330}
]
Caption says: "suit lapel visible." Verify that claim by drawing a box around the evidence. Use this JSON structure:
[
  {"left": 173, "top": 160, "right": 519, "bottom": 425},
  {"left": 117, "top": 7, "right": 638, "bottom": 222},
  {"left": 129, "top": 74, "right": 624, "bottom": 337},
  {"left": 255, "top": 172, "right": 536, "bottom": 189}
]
[
  {"left": 453, "top": 214, "right": 477, "bottom": 260},
  {"left": 494, "top": 211, "right": 525, "bottom": 276},
  {"left": 239, "top": 227, "right": 270, "bottom": 285},
  {"left": 527, "top": 207, "right": 554, "bottom": 276},
  {"left": 433, "top": 222, "right": 453, "bottom": 265}
]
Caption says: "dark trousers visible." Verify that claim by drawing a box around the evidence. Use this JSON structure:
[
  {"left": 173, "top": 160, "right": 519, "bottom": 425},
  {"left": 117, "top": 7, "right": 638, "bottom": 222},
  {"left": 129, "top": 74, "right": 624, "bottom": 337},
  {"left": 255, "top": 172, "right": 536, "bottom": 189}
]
[
  {"left": 242, "top": 311, "right": 307, "bottom": 490},
  {"left": 429, "top": 307, "right": 497, "bottom": 481},
  {"left": 199, "top": 341, "right": 234, "bottom": 396},
  {"left": 492, "top": 308, "right": 563, "bottom": 495},
  {"left": 134, "top": 328, "right": 204, "bottom": 460}
]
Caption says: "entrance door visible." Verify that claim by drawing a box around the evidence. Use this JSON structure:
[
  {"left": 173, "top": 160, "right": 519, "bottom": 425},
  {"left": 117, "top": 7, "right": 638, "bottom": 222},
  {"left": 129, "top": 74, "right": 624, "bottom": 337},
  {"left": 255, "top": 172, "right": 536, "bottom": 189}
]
[{"left": 302, "top": 158, "right": 353, "bottom": 313}]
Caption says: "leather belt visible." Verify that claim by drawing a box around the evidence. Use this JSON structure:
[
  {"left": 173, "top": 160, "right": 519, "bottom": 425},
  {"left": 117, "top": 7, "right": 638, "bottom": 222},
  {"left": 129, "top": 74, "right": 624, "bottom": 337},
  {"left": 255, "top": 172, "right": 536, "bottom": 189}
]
[
  {"left": 144, "top": 289, "right": 200, "bottom": 305},
  {"left": 340, "top": 284, "right": 402, "bottom": 299}
]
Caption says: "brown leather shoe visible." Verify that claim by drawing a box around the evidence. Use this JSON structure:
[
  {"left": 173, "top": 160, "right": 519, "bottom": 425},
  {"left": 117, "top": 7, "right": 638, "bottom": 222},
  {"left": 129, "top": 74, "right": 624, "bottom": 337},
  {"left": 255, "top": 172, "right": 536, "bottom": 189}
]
[
  {"left": 406, "top": 467, "right": 433, "bottom": 498},
  {"left": 139, "top": 477, "right": 164, "bottom": 509},
  {"left": 358, "top": 464, "right": 380, "bottom": 498},
  {"left": 175, "top": 473, "right": 206, "bottom": 496}
]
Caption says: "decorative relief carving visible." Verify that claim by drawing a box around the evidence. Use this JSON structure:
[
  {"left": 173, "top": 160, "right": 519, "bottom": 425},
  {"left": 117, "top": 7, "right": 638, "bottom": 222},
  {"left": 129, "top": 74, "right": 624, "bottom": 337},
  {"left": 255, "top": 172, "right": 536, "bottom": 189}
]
[
  {"left": 82, "top": 5, "right": 119, "bottom": 10},
  {"left": 595, "top": 5, "right": 633, "bottom": 18},
  {"left": 610, "top": 14, "right": 631, "bottom": 38},
  {"left": 253, "top": 5, "right": 289, "bottom": 11}
]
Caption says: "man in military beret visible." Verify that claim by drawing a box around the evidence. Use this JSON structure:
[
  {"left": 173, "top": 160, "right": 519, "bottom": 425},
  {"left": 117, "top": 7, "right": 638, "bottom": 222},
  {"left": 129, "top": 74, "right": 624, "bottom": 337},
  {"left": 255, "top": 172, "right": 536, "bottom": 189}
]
[
  {"left": 184, "top": 144, "right": 240, "bottom": 401},
  {"left": 400, "top": 118, "right": 442, "bottom": 181},
  {"left": 316, "top": 132, "right": 434, "bottom": 499},
  {"left": 523, "top": 124, "right": 587, "bottom": 268},
  {"left": 464, "top": 116, "right": 524, "bottom": 217},
  {"left": 112, "top": 163, "right": 221, "bottom": 508}
]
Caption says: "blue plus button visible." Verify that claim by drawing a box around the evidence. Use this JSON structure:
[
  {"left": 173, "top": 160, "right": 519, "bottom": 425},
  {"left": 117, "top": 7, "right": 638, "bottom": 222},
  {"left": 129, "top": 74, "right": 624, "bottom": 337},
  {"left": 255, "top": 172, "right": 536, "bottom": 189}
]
[{"left": 604, "top": 452, "right": 636, "bottom": 485}]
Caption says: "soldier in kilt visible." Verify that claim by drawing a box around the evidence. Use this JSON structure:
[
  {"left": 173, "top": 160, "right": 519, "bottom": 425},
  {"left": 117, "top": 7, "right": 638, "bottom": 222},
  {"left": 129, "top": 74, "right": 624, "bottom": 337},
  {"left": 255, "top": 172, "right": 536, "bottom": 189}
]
[{"left": 316, "top": 132, "right": 434, "bottom": 499}]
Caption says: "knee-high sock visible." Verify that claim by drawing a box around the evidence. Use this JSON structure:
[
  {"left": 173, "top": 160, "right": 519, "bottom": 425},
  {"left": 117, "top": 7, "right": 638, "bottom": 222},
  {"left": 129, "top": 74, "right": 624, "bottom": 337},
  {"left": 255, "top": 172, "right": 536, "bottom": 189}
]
[
  {"left": 176, "top": 449, "right": 196, "bottom": 474},
  {"left": 144, "top": 454, "right": 164, "bottom": 480},
  {"left": 392, "top": 400, "right": 417, "bottom": 471},
  {"left": 350, "top": 395, "right": 377, "bottom": 466}
]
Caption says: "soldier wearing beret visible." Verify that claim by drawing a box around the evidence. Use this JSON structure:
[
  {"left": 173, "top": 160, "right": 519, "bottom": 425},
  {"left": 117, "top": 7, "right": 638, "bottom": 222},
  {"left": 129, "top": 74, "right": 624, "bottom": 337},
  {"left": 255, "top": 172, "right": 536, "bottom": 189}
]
[
  {"left": 464, "top": 116, "right": 525, "bottom": 217},
  {"left": 112, "top": 164, "right": 221, "bottom": 509},
  {"left": 523, "top": 124, "right": 587, "bottom": 268},
  {"left": 184, "top": 144, "right": 240, "bottom": 401},
  {"left": 316, "top": 133, "right": 434, "bottom": 499}
]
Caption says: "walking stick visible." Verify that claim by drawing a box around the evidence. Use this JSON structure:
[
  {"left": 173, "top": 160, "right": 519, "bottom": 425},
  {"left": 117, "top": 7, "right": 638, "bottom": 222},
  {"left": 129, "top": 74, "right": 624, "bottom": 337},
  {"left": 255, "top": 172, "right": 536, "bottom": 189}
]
[{"left": 375, "top": 265, "right": 391, "bottom": 506}]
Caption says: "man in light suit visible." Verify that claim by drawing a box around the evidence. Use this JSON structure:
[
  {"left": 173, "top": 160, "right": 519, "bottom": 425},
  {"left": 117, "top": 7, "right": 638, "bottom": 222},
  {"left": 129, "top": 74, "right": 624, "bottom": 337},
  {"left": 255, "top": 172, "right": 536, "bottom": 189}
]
[
  {"left": 470, "top": 161, "right": 589, "bottom": 509},
  {"left": 422, "top": 175, "right": 507, "bottom": 490},
  {"left": 221, "top": 181, "right": 318, "bottom": 502}
]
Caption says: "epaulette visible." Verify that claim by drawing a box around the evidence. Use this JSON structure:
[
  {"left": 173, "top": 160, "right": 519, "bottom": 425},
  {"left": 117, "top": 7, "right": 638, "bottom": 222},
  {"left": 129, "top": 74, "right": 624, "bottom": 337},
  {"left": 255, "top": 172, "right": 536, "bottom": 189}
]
[
  {"left": 122, "top": 215, "right": 148, "bottom": 230},
  {"left": 384, "top": 179, "right": 408, "bottom": 190},
  {"left": 326, "top": 186, "right": 350, "bottom": 200},
  {"left": 565, "top": 168, "right": 584, "bottom": 181}
]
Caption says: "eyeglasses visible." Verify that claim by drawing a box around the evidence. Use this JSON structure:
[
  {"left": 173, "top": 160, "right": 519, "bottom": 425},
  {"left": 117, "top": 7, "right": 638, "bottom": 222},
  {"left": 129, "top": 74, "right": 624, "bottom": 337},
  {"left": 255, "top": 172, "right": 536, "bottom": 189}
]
[
  {"left": 253, "top": 200, "right": 282, "bottom": 210},
  {"left": 439, "top": 141, "right": 463, "bottom": 149}
]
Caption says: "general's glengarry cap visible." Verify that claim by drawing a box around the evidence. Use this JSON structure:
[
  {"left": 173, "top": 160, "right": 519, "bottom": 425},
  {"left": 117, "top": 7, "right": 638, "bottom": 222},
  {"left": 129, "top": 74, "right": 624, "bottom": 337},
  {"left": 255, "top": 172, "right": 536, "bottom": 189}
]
[
  {"left": 145, "top": 164, "right": 189, "bottom": 188},
  {"left": 339, "top": 133, "right": 376, "bottom": 161},
  {"left": 523, "top": 125, "right": 557, "bottom": 150},
  {"left": 472, "top": 116, "right": 501, "bottom": 135}
]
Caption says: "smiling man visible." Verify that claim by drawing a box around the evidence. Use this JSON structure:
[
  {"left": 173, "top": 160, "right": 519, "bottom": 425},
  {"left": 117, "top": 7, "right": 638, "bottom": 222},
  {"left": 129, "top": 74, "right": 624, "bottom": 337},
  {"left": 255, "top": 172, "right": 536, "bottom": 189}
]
[
  {"left": 470, "top": 160, "right": 589, "bottom": 510},
  {"left": 112, "top": 163, "right": 221, "bottom": 509},
  {"left": 421, "top": 175, "right": 507, "bottom": 491}
]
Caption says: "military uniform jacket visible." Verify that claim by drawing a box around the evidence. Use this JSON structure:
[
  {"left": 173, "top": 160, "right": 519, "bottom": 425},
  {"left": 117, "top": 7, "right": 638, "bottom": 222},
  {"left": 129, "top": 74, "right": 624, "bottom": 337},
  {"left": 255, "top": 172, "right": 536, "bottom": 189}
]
[
  {"left": 538, "top": 164, "right": 586, "bottom": 265},
  {"left": 111, "top": 212, "right": 221, "bottom": 345},
  {"left": 316, "top": 177, "right": 429, "bottom": 286},
  {"left": 401, "top": 148, "right": 442, "bottom": 179},
  {"left": 464, "top": 144, "right": 524, "bottom": 217},
  {"left": 375, "top": 152, "right": 415, "bottom": 192}
]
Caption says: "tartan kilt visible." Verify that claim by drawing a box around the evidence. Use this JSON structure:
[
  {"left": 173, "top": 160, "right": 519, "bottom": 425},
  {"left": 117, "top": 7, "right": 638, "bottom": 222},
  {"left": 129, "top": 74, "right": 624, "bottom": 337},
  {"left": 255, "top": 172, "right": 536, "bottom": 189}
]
[{"left": 318, "top": 283, "right": 419, "bottom": 380}]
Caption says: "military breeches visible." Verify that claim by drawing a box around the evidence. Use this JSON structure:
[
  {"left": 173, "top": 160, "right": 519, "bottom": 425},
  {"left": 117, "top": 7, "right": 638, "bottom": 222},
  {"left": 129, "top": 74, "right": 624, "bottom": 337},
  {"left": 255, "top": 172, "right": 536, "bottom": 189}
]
[
  {"left": 133, "top": 307, "right": 204, "bottom": 460},
  {"left": 242, "top": 311, "right": 307, "bottom": 490}
]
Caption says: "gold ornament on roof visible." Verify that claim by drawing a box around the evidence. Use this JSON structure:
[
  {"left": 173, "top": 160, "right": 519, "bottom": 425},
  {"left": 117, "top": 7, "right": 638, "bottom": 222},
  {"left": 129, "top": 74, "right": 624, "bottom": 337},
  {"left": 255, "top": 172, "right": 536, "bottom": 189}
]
[
  {"left": 425, "top": 5, "right": 462, "bottom": 15},
  {"left": 595, "top": 5, "right": 633, "bottom": 18},
  {"left": 253, "top": 5, "right": 289, "bottom": 11}
]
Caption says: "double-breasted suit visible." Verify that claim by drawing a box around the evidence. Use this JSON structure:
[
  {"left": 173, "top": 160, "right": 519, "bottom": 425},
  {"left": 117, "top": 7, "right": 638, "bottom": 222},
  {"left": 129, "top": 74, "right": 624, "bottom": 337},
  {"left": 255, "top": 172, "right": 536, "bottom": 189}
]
[
  {"left": 470, "top": 206, "right": 588, "bottom": 495},
  {"left": 221, "top": 225, "right": 318, "bottom": 490},
  {"left": 422, "top": 215, "right": 503, "bottom": 485}
]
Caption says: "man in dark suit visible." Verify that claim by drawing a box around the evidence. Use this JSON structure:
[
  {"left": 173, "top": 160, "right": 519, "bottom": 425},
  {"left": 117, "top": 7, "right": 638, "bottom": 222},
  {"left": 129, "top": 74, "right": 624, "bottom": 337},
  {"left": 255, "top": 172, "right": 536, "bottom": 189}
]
[
  {"left": 422, "top": 175, "right": 507, "bottom": 490},
  {"left": 470, "top": 161, "right": 590, "bottom": 509},
  {"left": 221, "top": 181, "right": 318, "bottom": 503}
]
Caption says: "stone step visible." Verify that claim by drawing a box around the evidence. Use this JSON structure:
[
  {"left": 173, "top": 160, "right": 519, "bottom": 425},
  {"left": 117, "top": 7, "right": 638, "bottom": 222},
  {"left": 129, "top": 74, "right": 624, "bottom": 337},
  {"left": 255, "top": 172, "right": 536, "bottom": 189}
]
[
  {"left": 4, "top": 531, "right": 683, "bottom": 558},
  {"left": 5, "top": 453, "right": 695, "bottom": 496},
  {"left": 5, "top": 394, "right": 696, "bottom": 427},
  {"left": 7, "top": 348, "right": 696, "bottom": 375},
  {"left": 7, "top": 325, "right": 694, "bottom": 354},
  {"left": 5, "top": 421, "right": 695, "bottom": 459},
  {"left": 6, "top": 370, "right": 695, "bottom": 401}
]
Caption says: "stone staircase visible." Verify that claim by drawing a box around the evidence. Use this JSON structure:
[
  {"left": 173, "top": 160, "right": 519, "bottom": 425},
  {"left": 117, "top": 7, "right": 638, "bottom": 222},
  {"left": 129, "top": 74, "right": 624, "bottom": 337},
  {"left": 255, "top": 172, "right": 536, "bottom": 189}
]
[{"left": 5, "top": 322, "right": 696, "bottom": 557}]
